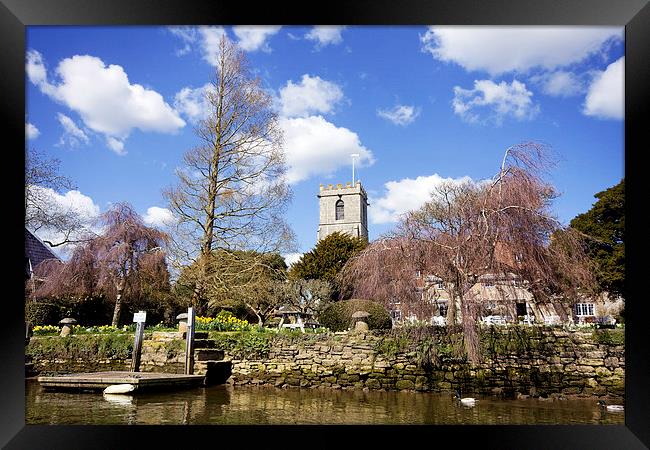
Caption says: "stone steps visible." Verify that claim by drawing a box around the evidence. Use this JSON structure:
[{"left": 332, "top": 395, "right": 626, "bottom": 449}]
[
  {"left": 193, "top": 339, "right": 217, "bottom": 349},
  {"left": 150, "top": 331, "right": 209, "bottom": 341},
  {"left": 194, "top": 349, "right": 224, "bottom": 361},
  {"left": 144, "top": 331, "right": 231, "bottom": 385},
  {"left": 196, "top": 360, "right": 232, "bottom": 385},
  {"left": 192, "top": 338, "right": 230, "bottom": 385}
]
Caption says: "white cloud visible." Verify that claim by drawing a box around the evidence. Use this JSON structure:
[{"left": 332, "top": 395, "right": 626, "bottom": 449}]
[
  {"left": 583, "top": 57, "right": 624, "bottom": 120},
  {"left": 305, "top": 26, "right": 346, "bottom": 48},
  {"left": 56, "top": 112, "right": 89, "bottom": 147},
  {"left": 452, "top": 79, "right": 539, "bottom": 124},
  {"left": 26, "top": 50, "right": 54, "bottom": 95},
  {"left": 369, "top": 174, "right": 475, "bottom": 224},
  {"left": 278, "top": 74, "right": 344, "bottom": 118},
  {"left": 173, "top": 77, "right": 371, "bottom": 185},
  {"left": 283, "top": 252, "right": 303, "bottom": 268},
  {"left": 233, "top": 26, "right": 282, "bottom": 52},
  {"left": 174, "top": 83, "right": 213, "bottom": 123},
  {"left": 377, "top": 104, "right": 421, "bottom": 126},
  {"left": 532, "top": 71, "right": 585, "bottom": 97},
  {"left": 198, "top": 26, "right": 227, "bottom": 65},
  {"left": 170, "top": 26, "right": 278, "bottom": 59},
  {"left": 106, "top": 136, "right": 126, "bottom": 155},
  {"left": 168, "top": 26, "right": 197, "bottom": 56},
  {"left": 421, "top": 26, "right": 622, "bottom": 75},
  {"left": 26, "top": 122, "right": 40, "bottom": 139},
  {"left": 142, "top": 206, "right": 176, "bottom": 228},
  {"left": 27, "top": 186, "right": 102, "bottom": 259},
  {"left": 26, "top": 50, "right": 185, "bottom": 154},
  {"left": 280, "top": 115, "right": 374, "bottom": 184},
  {"left": 275, "top": 75, "right": 374, "bottom": 185}
]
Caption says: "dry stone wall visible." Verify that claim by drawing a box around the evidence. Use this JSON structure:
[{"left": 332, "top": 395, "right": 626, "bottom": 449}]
[
  {"left": 27, "top": 328, "right": 624, "bottom": 399},
  {"left": 227, "top": 328, "right": 624, "bottom": 399}
]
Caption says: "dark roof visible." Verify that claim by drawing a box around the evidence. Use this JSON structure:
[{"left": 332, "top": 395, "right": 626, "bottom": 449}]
[{"left": 25, "top": 228, "right": 60, "bottom": 272}]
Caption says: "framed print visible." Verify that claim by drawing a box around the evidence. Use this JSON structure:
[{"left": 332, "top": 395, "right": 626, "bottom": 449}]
[{"left": 3, "top": 0, "right": 649, "bottom": 448}]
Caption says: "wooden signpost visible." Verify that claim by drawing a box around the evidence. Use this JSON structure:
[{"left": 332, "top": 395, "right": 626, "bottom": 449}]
[
  {"left": 131, "top": 311, "right": 146, "bottom": 372},
  {"left": 184, "top": 307, "right": 195, "bottom": 375}
]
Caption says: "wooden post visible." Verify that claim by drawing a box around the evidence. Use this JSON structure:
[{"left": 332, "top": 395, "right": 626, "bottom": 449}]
[
  {"left": 131, "top": 311, "right": 146, "bottom": 372},
  {"left": 184, "top": 307, "right": 195, "bottom": 375}
]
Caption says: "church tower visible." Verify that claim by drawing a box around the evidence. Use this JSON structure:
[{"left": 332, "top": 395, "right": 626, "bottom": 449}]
[{"left": 317, "top": 181, "right": 368, "bottom": 241}]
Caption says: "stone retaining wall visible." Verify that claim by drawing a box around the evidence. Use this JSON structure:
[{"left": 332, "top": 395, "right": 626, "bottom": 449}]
[
  {"left": 30, "top": 332, "right": 213, "bottom": 376},
  {"left": 227, "top": 328, "right": 624, "bottom": 399},
  {"left": 28, "top": 327, "right": 625, "bottom": 399},
  {"left": 32, "top": 358, "right": 131, "bottom": 375}
]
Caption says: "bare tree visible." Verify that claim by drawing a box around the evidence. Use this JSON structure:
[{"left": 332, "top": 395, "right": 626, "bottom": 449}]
[
  {"left": 280, "top": 279, "right": 332, "bottom": 317},
  {"left": 164, "top": 35, "right": 293, "bottom": 314},
  {"left": 25, "top": 148, "right": 95, "bottom": 248},
  {"left": 340, "top": 142, "right": 595, "bottom": 363},
  {"left": 179, "top": 249, "right": 288, "bottom": 325},
  {"left": 33, "top": 202, "right": 171, "bottom": 326}
]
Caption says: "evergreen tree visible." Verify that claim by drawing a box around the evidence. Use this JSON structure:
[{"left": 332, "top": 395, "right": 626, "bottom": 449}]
[
  {"left": 570, "top": 179, "right": 624, "bottom": 297},
  {"left": 289, "top": 232, "right": 367, "bottom": 283}
]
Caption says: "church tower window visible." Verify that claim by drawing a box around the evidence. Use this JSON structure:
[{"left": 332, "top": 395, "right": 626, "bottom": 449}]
[{"left": 335, "top": 199, "right": 345, "bottom": 220}]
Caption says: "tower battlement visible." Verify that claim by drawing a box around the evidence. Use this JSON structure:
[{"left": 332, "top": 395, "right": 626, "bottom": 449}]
[{"left": 319, "top": 181, "right": 367, "bottom": 197}]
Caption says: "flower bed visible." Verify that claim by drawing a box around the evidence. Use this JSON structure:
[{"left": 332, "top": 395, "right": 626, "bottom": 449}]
[
  {"left": 32, "top": 323, "right": 178, "bottom": 336},
  {"left": 195, "top": 311, "right": 252, "bottom": 332}
]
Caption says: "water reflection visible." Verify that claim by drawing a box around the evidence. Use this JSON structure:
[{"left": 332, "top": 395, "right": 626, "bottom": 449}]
[{"left": 25, "top": 380, "right": 623, "bottom": 425}]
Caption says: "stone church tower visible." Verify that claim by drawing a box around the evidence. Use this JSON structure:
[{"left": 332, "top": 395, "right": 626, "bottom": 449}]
[{"left": 317, "top": 181, "right": 369, "bottom": 241}]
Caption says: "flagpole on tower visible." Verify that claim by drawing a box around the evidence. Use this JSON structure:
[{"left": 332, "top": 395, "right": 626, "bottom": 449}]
[{"left": 351, "top": 153, "right": 359, "bottom": 185}]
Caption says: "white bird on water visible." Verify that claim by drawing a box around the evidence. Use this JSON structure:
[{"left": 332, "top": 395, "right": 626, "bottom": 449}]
[
  {"left": 454, "top": 390, "right": 477, "bottom": 407},
  {"left": 598, "top": 400, "right": 624, "bottom": 412}
]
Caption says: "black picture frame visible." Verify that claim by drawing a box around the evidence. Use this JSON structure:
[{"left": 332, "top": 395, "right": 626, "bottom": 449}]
[{"left": 3, "top": 0, "right": 648, "bottom": 448}]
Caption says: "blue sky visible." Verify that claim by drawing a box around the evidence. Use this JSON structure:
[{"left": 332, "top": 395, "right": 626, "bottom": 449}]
[{"left": 25, "top": 26, "right": 625, "bottom": 264}]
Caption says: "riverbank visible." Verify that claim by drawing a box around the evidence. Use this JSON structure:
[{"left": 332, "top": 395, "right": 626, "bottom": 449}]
[{"left": 26, "top": 326, "right": 624, "bottom": 399}]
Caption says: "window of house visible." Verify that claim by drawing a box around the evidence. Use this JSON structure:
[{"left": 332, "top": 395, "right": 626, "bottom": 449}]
[
  {"left": 390, "top": 310, "right": 402, "bottom": 321},
  {"left": 438, "top": 302, "right": 448, "bottom": 317},
  {"left": 516, "top": 302, "right": 528, "bottom": 317},
  {"left": 415, "top": 270, "right": 421, "bottom": 278},
  {"left": 335, "top": 199, "right": 344, "bottom": 220},
  {"left": 575, "top": 303, "right": 595, "bottom": 316}
]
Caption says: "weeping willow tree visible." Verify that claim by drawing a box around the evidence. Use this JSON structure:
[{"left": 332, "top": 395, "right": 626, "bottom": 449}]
[
  {"left": 164, "top": 34, "right": 293, "bottom": 315},
  {"left": 340, "top": 142, "right": 595, "bottom": 363},
  {"left": 32, "top": 202, "right": 170, "bottom": 326}
]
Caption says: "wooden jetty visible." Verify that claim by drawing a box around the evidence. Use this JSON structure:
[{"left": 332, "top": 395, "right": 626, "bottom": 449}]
[{"left": 37, "top": 371, "right": 205, "bottom": 392}]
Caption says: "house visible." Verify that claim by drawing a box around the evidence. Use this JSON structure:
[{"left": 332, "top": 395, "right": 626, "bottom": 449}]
[
  {"left": 389, "top": 270, "right": 623, "bottom": 327},
  {"left": 25, "top": 228, "right": 61, "bottom": 280}
]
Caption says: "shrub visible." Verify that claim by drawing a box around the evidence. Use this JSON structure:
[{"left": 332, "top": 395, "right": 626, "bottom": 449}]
[
  {"left": 26, "top": 334, "right": 133, "bottom": 360},
  {"left": 25, "top": 295, "right": 113, "bottom": 326},
  {"left": 208, "top": 330, "right": 272, "bottom": 359},
  {"left": 592, "top": 328, "right": 625, "bottom": 345},
  {"left": 25, "top": 301, "right": 65, "bottom": 326},
  {"left": 318, "top": 298, "right": 392, "bottom": 332}
]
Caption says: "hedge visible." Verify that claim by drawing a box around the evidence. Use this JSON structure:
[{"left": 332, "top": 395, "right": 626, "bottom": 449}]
[
  {"left": 319, "top": 299, "right": 392, "bottom": 332},
  {"left": 25, "top": 295, "right": 177, "bottom": 327},
  {"left": 26, "top": 334, "right": 134, "bottom": 360}
]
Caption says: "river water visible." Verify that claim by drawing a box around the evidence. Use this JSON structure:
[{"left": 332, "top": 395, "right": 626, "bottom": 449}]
[{"left": 25, "top": 380, "right": 624, "bottom": 425}]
